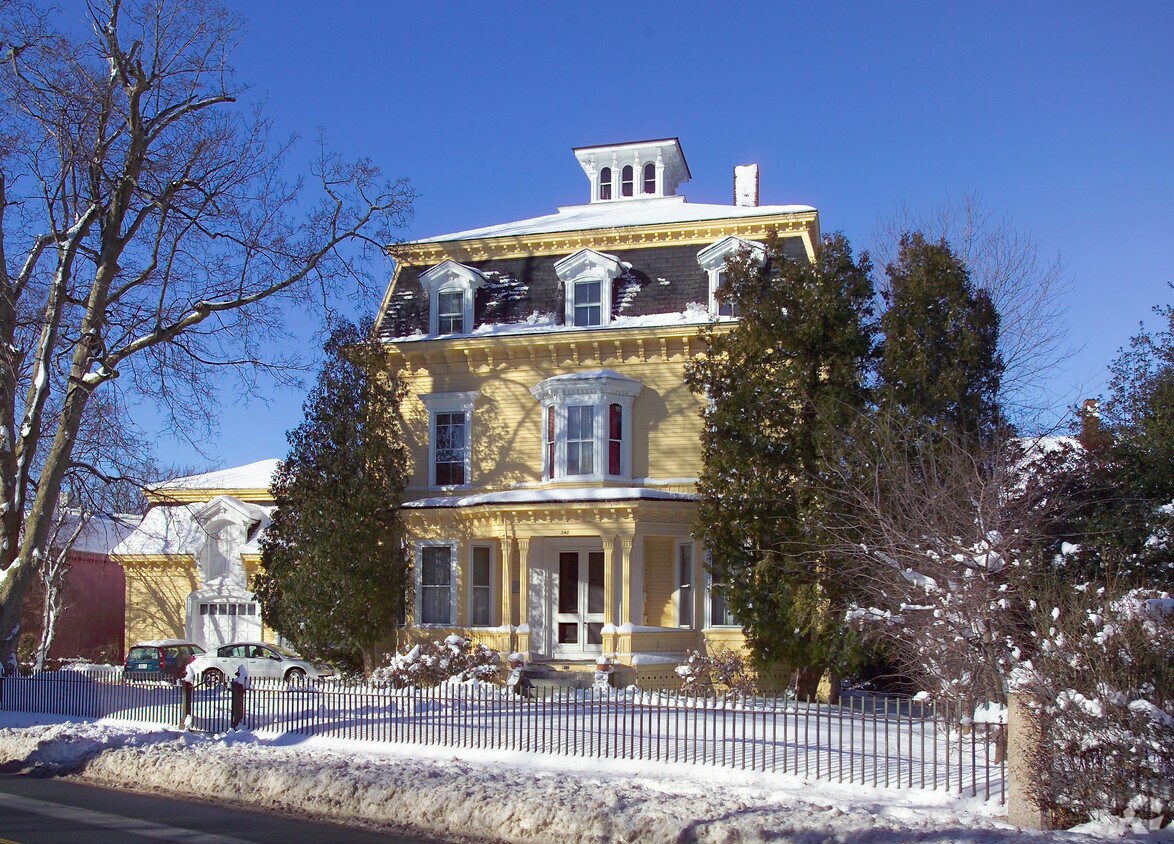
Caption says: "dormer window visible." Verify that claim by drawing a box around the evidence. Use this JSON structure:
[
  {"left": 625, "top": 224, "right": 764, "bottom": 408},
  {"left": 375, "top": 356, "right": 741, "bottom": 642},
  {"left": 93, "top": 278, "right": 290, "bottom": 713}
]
[
  {"left": 599, "top": 167, "right": 612, "bottom": 201},
  {"left": 531, "top": 371, "right": 643, "bottom": 482},
  {"left": 643, "top": 163, "right": 656, "bottom": 194},
  {"left": 418, "top": 260, "right": 487, "bottom": 336},
  {"left": 555, "top": 249, "right": 624, "bottom": 328},
  {"left": 621, "top": 165, "right": 634, "bottom": 197},
  {"left": 697, "top": 236, "right": 766, "bottom": 319}
]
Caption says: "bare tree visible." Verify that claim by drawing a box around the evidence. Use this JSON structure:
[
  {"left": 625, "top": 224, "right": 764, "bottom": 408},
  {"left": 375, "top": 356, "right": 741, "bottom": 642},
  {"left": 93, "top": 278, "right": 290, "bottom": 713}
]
[
  {"left": 0, "top": 0, "right": 413, "bottom": 672},
  {"left": 873, "top": 195, "right": 1075, "bottom": 425},
  {"left": 829, "top": 417, "right": 1043, "bottom": 711}
]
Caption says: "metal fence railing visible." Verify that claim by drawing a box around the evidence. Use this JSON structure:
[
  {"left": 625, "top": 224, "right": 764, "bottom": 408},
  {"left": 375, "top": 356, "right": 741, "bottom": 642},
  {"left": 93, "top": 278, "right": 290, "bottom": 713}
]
[{"left": 0, "top": 671, "right": 1006, "bottom": 803}]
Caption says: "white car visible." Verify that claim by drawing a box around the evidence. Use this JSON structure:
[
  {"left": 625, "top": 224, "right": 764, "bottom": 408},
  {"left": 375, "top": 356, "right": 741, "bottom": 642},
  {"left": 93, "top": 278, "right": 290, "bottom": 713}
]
[{"left": 190, "top": 641, "right": 333, "bottom": 684}]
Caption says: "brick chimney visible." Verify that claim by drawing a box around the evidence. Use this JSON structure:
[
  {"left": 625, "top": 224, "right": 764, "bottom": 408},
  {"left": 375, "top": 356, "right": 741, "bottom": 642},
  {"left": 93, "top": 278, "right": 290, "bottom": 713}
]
[
  {"left": 734, "top": 164, "right": 759, "bottom": 207},
  {"left": 1079, "top": 398, "right": 1107, "bottom": 451}
]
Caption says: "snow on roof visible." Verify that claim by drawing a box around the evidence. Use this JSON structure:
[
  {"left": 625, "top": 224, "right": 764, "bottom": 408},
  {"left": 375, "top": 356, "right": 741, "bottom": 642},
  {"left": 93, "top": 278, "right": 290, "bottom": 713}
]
[
  {"left": 112, "top": 503, "right": 207, "bottom": 556},
  {"left": 152, "top": 459, "right": 280, "bottom": 492},
  {"left": 384, "top": 302, "right": 719, "bottom": 344},
  {"left": 412, "top": 196, "right": 815, "bottom": 244},
  {"left": 112, "top": 497, "right": 273, "bottom": 557},
  {"left": 403, "top": 487, "right": 696, "bottom": 509},
  {"left": 58, "top": 512, "right": 142, "bottom": 555}
]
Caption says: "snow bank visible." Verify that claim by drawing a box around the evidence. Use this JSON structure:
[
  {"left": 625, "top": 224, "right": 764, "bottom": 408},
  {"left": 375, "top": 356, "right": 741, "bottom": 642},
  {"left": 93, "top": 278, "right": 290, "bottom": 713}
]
[{"left": 2, "top": 714, "right": 1168, "bottom": 841}]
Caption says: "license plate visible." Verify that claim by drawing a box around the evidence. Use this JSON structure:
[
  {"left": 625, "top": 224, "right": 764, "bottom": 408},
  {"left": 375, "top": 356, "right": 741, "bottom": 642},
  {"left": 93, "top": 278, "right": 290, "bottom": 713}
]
[{"left": 134, "top": 664, "right": 150, "bottom": 669}]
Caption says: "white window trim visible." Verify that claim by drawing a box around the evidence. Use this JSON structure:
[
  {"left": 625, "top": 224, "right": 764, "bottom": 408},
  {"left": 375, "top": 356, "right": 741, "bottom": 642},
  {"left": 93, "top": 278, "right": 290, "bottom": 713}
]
[
  {"left": 416, "top": 540, "right": 458, "bottom": 627},
  {"left": 554, "top": 249, "right": 624, "bottom": 328},
  {"left": 468, "top": 543, "right": 496, "bottom": 628},
  {"left": 418, "top": 260, "right": 486, "bottom": 336},
  {"left": 697, "top": 236, "right": 765, "bottom": 318},
  {"left": 419, "top": 391, "right": 477, "bottom": 489},
  {"left": 530, "top": 371, "right": 642, "bottom": 483}
]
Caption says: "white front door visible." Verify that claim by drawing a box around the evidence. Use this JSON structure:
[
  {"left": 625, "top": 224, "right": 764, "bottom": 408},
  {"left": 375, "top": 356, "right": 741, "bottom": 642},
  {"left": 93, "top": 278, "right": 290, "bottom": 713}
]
[{"left": 553, "top": 550, "right": 605, "bottom": 658}]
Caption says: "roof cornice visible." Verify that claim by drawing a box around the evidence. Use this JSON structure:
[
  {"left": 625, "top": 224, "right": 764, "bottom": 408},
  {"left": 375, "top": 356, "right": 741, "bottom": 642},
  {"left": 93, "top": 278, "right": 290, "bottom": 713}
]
[
  {"left": 387, "top": 211, "right": 819, "bottom": 267},
  {"left": 144, "top": 488, "right": 274, "bottom": 506}
]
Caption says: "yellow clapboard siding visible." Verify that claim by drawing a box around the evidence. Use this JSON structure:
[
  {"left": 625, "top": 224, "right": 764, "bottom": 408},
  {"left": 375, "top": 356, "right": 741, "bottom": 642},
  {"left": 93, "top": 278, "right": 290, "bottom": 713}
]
[
  {"left": 124, "top": 564, "right": 200, "bottom": 648},
  {"left": 642, "top": 536, "right": 676, "bottom": 628},
  {"left": 398, "top": 344, "right": 705, "bottom": 491}
]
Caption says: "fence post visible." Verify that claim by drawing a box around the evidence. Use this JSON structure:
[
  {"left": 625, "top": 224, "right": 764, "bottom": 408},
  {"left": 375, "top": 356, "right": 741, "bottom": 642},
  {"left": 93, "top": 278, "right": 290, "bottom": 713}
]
[
  {"left": 1006, "top": 692, "right": 1050, "bottom": 830},
  {"left": 180, "top": 680, "right": 193, "bottom": 730},
  {"left": 230, "top": 678, "right": 246, "bottom": 730}
]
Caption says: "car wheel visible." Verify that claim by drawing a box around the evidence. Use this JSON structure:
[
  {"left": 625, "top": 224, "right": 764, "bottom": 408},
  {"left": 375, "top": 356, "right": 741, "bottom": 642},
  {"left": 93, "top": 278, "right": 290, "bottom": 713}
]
[
  {"left": 202, "top": 668, "right": 225, "bottom": 686},
  {"left": 284, "top": 667, "right": 307, "bottom": 684}
]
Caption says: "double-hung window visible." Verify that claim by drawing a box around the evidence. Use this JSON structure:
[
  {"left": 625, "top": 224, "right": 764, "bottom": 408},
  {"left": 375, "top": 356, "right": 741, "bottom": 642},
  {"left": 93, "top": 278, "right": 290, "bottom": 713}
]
[
  {"left": 706, "top": 571, "right": 738, "bottom": 627},
  {"left": 566, "top": 405, "right": 595, "bottom": 475},
  {"left": 572, "top": 280, "right": 602, "bottom": 327},
  {"left": 419, "top": 544, "right": 454, "bottom": 625},
  {"left": 470, "top": 545, "right": 493, "bottom": 627},
  {"left": 434, "top": 412, "right": 467, "bottom": 485},
  {"left": 677, "top": 542, "right": 694, "bottom": 628},
  {"left": 437, "top": 289, "right": 464, "bottom": 334},
  {"left": 420, "top": 391, "right": 477, "bottom": 488},
  {"left": 531, "top": 372, "right": 642, "bottom": 482}
]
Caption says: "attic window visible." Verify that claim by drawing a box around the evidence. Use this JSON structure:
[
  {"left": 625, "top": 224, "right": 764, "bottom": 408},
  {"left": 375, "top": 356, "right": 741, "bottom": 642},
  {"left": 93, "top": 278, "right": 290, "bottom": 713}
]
[
  {"left": 643, "top": 163, "right": 656, "bottom": 194},
  {"left": 599, "top": 167, "right": 612, "bottom": 201},
  {"left": 621, "top": 165, "right": 634, "bottom": 197},
  {"left": 417, "top": 261, "right": 487, "bottom": 335},
  {"left": 554, "top": 249, "right": 624, "bottom": 329},
  {"left": 697, "top": 236, "right": 766, "bottom": 319}
]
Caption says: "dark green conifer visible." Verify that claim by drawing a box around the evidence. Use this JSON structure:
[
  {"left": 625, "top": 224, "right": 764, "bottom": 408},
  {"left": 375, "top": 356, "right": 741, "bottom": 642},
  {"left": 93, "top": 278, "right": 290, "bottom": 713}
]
[
  {"left": 255, "top": 320, "right": 410, "bottom": 671},
  {"left": 686, "top": 233, "right": 876, "bottom": 679}
]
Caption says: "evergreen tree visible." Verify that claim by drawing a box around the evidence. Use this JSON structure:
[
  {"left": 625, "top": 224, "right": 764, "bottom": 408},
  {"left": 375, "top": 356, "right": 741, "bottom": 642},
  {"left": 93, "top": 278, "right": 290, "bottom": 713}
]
[
  {"left": 877, "top": 233, "right": 1004, "bottom": 441},
  {"left": 686, "top": 233, "right": 876, "bottom": 681},
  {"left": 255, "top": 320, "right": 410, "bottom": 671}
]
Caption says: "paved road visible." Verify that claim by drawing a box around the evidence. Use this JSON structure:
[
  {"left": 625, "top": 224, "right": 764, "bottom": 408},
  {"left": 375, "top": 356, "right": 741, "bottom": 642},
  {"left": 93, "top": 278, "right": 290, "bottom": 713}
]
[{"left": 0, "top": 774, "right": 445, "bottom": 843}]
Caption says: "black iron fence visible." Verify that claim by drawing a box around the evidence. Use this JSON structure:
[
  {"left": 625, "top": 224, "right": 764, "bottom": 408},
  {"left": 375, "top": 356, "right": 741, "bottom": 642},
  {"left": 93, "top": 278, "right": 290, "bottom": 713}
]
[{"left": 0, "top": 671, "right": 1006, "bottom": 802}]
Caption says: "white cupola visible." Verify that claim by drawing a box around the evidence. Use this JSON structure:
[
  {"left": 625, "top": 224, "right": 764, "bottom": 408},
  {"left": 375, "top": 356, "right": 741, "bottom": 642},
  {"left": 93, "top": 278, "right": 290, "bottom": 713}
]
[{"left": 573, "top": 138, "right": 691, "bottom": 204}]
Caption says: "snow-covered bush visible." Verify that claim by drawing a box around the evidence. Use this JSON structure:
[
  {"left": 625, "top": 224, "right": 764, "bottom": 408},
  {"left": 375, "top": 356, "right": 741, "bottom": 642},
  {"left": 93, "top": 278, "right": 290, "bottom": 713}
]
[
  {"left": 370, "top": 634, "right": 500, "bottom": 688},
  {"left": 1021, "top": 588, "right": 1173, "bottom": 827},
  {"left": 675, "top": 646, "right": 758, "bottom": 698}
]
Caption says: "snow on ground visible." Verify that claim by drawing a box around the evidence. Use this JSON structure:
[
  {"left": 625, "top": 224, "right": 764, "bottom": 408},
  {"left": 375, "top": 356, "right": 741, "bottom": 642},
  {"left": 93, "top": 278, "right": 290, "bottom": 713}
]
[{"left": 0, "top": 712, "right": 1167, "bottom": 843}]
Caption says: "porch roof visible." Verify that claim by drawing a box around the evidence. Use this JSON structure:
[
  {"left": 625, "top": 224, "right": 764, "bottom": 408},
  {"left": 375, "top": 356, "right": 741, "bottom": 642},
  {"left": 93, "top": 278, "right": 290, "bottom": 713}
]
[{"left": 402, "top": 487, "right": 696, "bottom": 510}]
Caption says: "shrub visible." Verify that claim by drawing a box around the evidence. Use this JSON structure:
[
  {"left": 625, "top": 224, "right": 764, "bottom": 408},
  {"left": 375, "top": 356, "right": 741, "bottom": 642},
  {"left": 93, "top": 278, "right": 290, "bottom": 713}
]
[
  {"left": 1021, "top": 588, "right": 1173, "bottom": 827},
  {"left": 675, "top": 646, "right": 759, "bottom": 697},
  {"left": 371, "top": 634, "right": 500, "bottom": 688}
]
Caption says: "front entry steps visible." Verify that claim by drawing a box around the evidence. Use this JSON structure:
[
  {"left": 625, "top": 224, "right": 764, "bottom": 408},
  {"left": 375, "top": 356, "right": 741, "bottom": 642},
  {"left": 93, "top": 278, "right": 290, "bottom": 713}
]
[{"left": 524, "top": 659, "right": 602, "bottom": 691}]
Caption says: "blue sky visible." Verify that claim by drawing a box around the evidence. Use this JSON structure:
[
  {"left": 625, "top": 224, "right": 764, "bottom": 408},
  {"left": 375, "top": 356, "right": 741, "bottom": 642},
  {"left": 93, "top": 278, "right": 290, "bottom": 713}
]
[{"left": 154, "top": 1, "right": 1172, "bottom": 471}]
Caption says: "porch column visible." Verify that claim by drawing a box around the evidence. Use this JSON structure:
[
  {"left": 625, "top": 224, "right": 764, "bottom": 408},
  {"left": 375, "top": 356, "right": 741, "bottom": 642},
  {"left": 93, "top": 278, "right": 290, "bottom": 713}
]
[
  {"left": 498, "top": 529, "right": 513, "bottom": 632},
  {"left": 516, "top": 536, "right": 531, "bottom": 633},
  {"left": 602, "top": 536, "right": 616, "bottom": 628},
  {"left": 619, "top": 535, "right": 639, "bottom": 625}
]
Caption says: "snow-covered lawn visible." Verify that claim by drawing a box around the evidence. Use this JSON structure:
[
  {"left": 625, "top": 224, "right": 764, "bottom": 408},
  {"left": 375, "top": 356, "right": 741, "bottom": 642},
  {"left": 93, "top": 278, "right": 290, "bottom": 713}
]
[{"left": 0, "top": 711, "right": 1166, "bottom": 843}]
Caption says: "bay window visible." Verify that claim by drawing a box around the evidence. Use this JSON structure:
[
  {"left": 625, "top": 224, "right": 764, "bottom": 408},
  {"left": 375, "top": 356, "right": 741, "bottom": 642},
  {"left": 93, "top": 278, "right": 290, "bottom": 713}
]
[{"left": 530, "top": 371, "right": 642, "bottom": 482}]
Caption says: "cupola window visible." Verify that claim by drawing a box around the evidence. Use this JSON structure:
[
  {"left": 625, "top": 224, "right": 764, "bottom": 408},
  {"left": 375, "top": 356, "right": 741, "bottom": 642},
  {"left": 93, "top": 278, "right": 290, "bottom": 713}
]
[
  {"left": 621, "top": 165, "right": 634, "bottom": 197},
  {"left": 643, "top": 162, "right": 656, "bottom": 194},
  {"left": 599, "top": 167, "right": 612, "bottom": 201}
]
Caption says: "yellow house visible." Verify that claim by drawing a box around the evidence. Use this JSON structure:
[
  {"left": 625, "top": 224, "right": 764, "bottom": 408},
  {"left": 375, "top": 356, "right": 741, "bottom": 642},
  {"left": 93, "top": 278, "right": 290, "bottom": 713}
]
[
  {"left": 383, "top": 138, "right": 819, "bottom": 685},
  {"left": 112, "top": 460, "right": 279, "bottom": 652}
]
